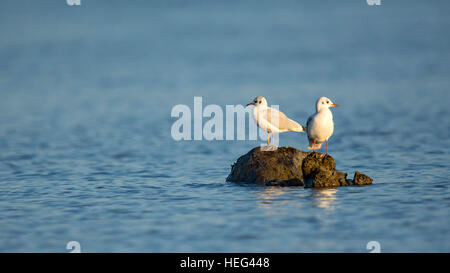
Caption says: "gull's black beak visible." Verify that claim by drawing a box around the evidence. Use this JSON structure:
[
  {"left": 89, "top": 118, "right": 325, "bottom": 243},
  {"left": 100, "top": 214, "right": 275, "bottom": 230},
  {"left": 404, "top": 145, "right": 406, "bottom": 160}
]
[{"left": 246, "top": 102, "right": 255, "bottom": 106}]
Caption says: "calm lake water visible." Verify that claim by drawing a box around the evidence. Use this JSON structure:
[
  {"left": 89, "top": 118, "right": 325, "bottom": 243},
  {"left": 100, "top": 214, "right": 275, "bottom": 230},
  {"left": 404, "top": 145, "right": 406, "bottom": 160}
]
[{"left": 0, "top": 0, "right": 449, "bottom": 252}]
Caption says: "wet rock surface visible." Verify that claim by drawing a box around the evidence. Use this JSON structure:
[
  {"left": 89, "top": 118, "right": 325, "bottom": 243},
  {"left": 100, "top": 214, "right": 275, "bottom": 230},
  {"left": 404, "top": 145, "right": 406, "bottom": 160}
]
[
  {"left": 301, "top": 152, "right": 349, "bottom": 188},
  {"left": 352, "top": 171, "right": 374, "bottom": 186},
  {"left": 226, "top": 146, "right": 372, "bottom": 187},
  {"left": 226, "top": 146, "right": 308, "bottom": 186}
]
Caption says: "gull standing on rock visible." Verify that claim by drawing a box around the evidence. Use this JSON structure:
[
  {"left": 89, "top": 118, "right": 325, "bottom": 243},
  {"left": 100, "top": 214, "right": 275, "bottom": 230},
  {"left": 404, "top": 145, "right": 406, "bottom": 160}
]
[
  {"left": 246, "top": 96, "right": 306, "bottom": 146},
  {"left": 306, "top": 96, "right": 338, "bottom": 155}
]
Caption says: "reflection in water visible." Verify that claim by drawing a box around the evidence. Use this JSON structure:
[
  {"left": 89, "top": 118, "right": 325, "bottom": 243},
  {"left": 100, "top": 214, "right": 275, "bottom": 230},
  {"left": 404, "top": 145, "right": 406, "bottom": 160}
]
[
  {"left": 255, "top": 187, "right": 291, "bottom": 213},
  {"left": 311, "top": 188, "right": 338, "bottom": 211},
  {"left": 258, "top": 187, "right": 288, "bottom": 199},
  {"left": 255, "top": 187, "right": 338, "bottom": 213}
]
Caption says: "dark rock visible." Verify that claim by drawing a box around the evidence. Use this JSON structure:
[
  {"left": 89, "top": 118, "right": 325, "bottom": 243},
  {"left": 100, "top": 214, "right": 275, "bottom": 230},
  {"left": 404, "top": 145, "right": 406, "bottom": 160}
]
[
  {"left": 265, "top": 178, "right": 303, "bottom": 187},
  {"left": 352, "top": 171, "right": 373, "bottom": 186},
  {"left": 226, "top": 146, "right": 308, "bottom": 185},
  {"left": 301, "top": 152, "right": 348, "bottom": 188},
  {"left": 226, "top": 146, "right": 373, "bottom": 187}
]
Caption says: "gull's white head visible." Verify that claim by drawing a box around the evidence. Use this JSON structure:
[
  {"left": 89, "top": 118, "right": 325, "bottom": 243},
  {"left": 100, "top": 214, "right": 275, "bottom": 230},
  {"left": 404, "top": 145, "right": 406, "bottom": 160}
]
[
  {"left": 316, "top": 96, "right": 338, "bottom": 112},
  {"left": 246, "top": 96, "right": 268, "bottom": 107}
]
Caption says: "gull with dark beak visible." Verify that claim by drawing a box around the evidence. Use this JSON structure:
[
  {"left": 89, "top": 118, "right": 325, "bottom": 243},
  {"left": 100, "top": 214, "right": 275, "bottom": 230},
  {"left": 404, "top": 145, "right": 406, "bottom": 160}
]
[
  {"left": 306, "top": 96, "right": 338, "bottom": 155},
  {"left": 246, "top": 96, "right": 306, "bottom": 146}
]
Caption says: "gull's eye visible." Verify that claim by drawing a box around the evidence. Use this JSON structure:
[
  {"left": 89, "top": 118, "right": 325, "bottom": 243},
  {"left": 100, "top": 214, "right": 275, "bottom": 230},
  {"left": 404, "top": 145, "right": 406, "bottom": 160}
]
[
  {"left": 322, "top": 101, "right": 325, "bottom": 104},
  {"left": 327, "top": 101, "right": 330, "bottom": 104}
]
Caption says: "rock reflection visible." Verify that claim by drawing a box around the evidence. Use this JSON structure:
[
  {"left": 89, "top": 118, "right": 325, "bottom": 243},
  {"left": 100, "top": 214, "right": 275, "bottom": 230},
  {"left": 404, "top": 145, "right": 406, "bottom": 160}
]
[
  {"left": 255, "top": 187, "right": 338, "bottom": 212},
  {"left": 311, "top": 188, "right": 338, "bottom": 211},
  {"left": 256, "top": 187, "right": 291, "bottom": 212}
]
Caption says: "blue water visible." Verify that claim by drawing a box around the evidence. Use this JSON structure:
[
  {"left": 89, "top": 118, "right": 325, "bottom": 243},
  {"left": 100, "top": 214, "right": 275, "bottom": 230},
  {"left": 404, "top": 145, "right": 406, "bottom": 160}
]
[{"left": 0, "top": 0, "right": 449, "bottom": 252}]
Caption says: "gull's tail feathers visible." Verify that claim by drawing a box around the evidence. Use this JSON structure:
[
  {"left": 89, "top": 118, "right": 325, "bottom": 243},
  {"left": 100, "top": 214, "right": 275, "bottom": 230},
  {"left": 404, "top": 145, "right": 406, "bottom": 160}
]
[{"left": 288, "top": 119, "right": 306, "bottom": 133}]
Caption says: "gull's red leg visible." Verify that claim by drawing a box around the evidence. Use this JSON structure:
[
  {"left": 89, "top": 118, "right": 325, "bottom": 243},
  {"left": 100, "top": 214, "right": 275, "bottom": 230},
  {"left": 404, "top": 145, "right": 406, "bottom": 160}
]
[
  {"left": 326, "top": 140, "right": 328, "bottom": 156},
  {"left": 267, "top": 132, "right": 270, "bottom": 146},
  {"left": 313, "top": 139, "right": 316, "bottom": 152}
]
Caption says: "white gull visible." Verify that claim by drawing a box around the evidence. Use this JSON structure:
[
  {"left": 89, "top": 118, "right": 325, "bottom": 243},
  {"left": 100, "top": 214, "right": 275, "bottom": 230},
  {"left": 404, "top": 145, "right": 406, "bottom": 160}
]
[
  {"left": 306, "top": 96, "right": 338, "bottom": 155},
  {"left": 246, "top": 96, "right": 306, "bottom": 146}
]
